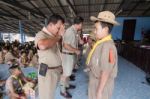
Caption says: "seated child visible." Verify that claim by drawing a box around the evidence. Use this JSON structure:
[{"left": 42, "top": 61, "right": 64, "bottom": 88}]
[
  {"left": 84, "top": 32, "right": 96, "bottom": 73},
  {"left": 6, "top": 65, "right": 27, "bottom": 99},
  {"left": 6, "top": 64, "right": 36, "bottom": 99},
  {"left": 28, "top": 49, "right": 34, "bottom": 62},
  {"left": 19, "top": 51, "right": 29, "bottom": 67},
  {"left": 29, "top": 53, "right": 39, "bottom": 67},
  {"left": 3, "top": 46, "right": 16, "bottom": 64},
  {"left": 0, "top": 47, "right": 4, "bottom": 64}
]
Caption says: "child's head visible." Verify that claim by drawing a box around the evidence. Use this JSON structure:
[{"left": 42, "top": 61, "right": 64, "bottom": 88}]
[
  {"left": 21, "top": 51, "right": 27, "bottom": 57},
  {"left": 9, "top": 64, "right": 22, "bottom": 76},
  {"left": 90, "top": 11, "right": 119, "bottom": 40},
  {"left": 13, "top": 45, "right": 18, "bottom": 51},
  {"left": 7, "top": 59, "right": 17, "bottom": 65},
  {"left": 94, "top": 21, "right": 113, "bottom": 39},
  {"left": 2, "top": 46, "right": 9, "bottom": 54},
  {"left": 29, "top": 49, "right": 33, "bottom": 54}
]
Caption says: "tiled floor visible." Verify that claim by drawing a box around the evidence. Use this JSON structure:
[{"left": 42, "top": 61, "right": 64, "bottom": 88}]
[
  {"left": 3, "top": 56, "right": 150, "bottom": 99},
  {"left": 55, "top": 56, "right": 150, "bottom": 99},
  {"left": 112, "top": 56, "right": 150, "bottom": 99}
]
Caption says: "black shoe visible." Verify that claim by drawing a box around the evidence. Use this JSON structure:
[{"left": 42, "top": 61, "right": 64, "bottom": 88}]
[
  {"left": 66, "top": 84, "right": 76, "bottom": 90},
  {"left": 60, "top": 91, "right": 72, "bottom": 98},
  {"left": 70, "top": 74, "right": 75, "bottom": 78},
  {"left": 70, "top": 75, "right": 75, "bottom": 81},
  {"left": 73, "top": 69, "right": 78, "bottom": 73},
  {"left": 70, "top": 78, "right": 75, "bottom": 81}
]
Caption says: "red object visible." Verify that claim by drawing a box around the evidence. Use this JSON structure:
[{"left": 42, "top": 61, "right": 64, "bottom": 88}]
[{"left": 83, "top": 37, "right": 87, "bottom": 44}]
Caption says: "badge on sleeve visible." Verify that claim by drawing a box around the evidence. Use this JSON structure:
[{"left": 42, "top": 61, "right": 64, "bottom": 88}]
[{"left": 109, "top": 49, "right": 115, "bottom": 64}]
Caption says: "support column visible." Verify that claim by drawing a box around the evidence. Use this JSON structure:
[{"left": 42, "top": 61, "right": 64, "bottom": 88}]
[
  {"left": 23, "top": 31, "right": 26, "bottom": 42},
  {"left": 8, "top": 32, "right": 11, "bottom": 42},
  {"left": 19, "top": 20, "right": 24, "bottom": 43},
  {"left": 45, "top": 18, "right": 48, "bottom": 26},
  {"left": 0, "top": 32, "right": 2, "bottom": 40}
]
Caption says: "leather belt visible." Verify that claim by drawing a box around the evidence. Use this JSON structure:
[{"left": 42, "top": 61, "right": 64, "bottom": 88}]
[
  {"left": 48, "top": 66, "right": 62, "bottom": 69},
  {"left": 62, "top": 52, "right": 75, "bottom": 55}
]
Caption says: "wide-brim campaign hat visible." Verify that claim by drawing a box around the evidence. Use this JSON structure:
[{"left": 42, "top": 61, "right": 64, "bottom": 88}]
[
  {"left": 90, "top": 11, "right": 120, "bottom": 25},
  {"left": 89, "top": 32, "right": 96, "bottom": 41}
]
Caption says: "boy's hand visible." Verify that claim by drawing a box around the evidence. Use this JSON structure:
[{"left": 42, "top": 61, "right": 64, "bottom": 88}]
[
  {"left": 58, "top": 25, "right": 65, "bottom": 36},
  {"left": 74, "top": 50, "right": 80, "bottom": 55},
  {"left": 96, "top": 92, "right": 102, "bottom": 99},
  {"left": 79, "top": 39, "right": 84, "bottom": 45},
  {"left": 83, "top": 68, "right": 90, "bottom": 72},
  {"left": 20, "top": 96, "right": 26, "bottom": 99}
]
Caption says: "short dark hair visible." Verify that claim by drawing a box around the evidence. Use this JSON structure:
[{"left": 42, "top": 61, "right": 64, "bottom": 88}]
[
  {"left": 48, "top": 14, "right": 65, "bottom": 25},
  {"left": 20, "top": 50, "right": 26, "bottom": 55},
  {"left": 9, "top": 64, "right": 19, "bottom": 70},
  {"left": 0, "top": 47, "right": 2, "bottom": 51},
  {"left": 100, "top": 22, "right": 113, "bottom": 33},
  {"left": 9, "top": 64, "right": 20, "bottom": 74},
  {"left": 73, "top": 16, "right": 84, "bottom": 24},
  {"left": 3, "top": 46, "right": 9, "bottom": 51}
]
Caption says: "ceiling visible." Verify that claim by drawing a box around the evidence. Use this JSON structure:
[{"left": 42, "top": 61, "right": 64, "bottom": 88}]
[{"left": 0, "top": 0, "right": 150, "bottom": 35}]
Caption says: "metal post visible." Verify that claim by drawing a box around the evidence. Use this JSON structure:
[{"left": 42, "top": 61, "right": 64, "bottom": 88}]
[
  {"left": 19, "top": 20, "right": 24, "bottom": 43},
  {"left": 24, "top": 32, "right": 26, "bottom": 42},
  {"left": 0, "top": 32, "right": 2, "bottom": 40},
  {"left": 8, "top": 32, "right": 11, "bottom": 42},
  {"left": 0, "top": 32, "right": 2, "bottom": 41},
  {"left": 45, "top": 18, "right": 48, "bottom": 26}
]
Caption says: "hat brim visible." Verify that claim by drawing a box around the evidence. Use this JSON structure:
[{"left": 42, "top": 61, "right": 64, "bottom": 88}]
[
  {"left": 90, "top": 16, "right": 120, "bottom": 25},
  {"left": 89, "top": 35, "right": 96, "bottom": 41},
  {"left": 9, "top": 65, "right": 19, "bottom": 70}
]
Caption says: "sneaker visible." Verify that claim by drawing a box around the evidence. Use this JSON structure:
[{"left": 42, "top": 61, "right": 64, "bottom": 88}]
[
  {"left": 70, "top": 75, "right": 76, "bottom": 81},
  {"left": 66, "top": 84, "right": 76, "bottom": 90},
  {"left": 60, "top": 91, "right": 72, "bottom": 98},
  {"left": 73, "top": 69, "right": 78, "bottom": 73}
]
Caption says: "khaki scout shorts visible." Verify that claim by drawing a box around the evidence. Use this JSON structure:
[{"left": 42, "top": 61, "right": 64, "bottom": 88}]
[
  {"left": 62, "top": 54, "right": 75, "bottom": 76},
  {"left": 38, "top": 67, "right": 62, "bottom": 99}
]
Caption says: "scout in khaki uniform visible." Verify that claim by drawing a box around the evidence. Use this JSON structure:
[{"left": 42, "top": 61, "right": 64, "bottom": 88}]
[
  {"left": 86, "top": 11, "right": 120, "bottom": 99},
  {"left": 85, "top": 31, "right": 96, "bottom": 58},
  {"left": 6, "top": 65, "right": 27, "bottom": 99},
  {"left": 34, "top": 14, "right": 65, "bottom": 99},
  {"left": 6, "top": 64, "right": 35, "bottom": 99},
  {"left": 84, "top": 32, "right": 96, "bottom": 72},
  {"left": 0, "top": 48, "right": 4, "bottom": 64},
  {"left": 2, "top": 46, "right": 16, "bottom": 64},
  {"left": 60, "top": 17, "right": 84, "bottom": 98},
  {"left": 29, "top": 53, "right": 39, "bottom": 67},
  {"left": 19, "top": 51, "right": 29, "bottom": 67}
]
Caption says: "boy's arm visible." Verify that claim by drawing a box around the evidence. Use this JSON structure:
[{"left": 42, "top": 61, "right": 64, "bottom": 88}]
[
  {"left": 63, "top": 43, "right": 80, "bottom": 55},
  {"left": 38, "top": 36, "right": 61, "bottom": 50},
  {"left": 8, "top": 79, "right": 20, "bottom": 98},
  {"left": 96, "top": 70, "right": 111, "bottom": 99}
]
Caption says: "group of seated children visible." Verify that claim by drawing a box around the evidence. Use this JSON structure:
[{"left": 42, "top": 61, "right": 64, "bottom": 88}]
[
  {"left": 0, "top": 40, "right": 38, "bottom": 99},
  {"left": 0, "top": 40, "right": 39, "bottom": 67}
]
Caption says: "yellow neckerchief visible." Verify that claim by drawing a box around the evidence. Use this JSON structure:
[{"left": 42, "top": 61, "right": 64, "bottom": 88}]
[
  {"left": 86, "top": 34, "right": 112, "bottom": 65},
  {"left": 12, "top": 75, "right": 23, "bottom": 87},
  {"left": 21, "top": 56, "right": 27, "bottom": 64}
]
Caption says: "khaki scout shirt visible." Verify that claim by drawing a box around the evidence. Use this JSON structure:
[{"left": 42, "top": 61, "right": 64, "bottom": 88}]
[
  {"left": 0, "top": 52, "right": 4, "bottom": 64},
  {"left": 89, "top": 40, "right": 118, "bottom": 79},
  {"left": 62, "top": 25, "right": 78, "bottom": 53},
  {"left": 34, "top": 28, "right": 62, "bottom": 67},
  {"left": 6, "top": 75, "right": 23, "bottom": 94},
  {"left": 4, "top": 52, "right": 15, "bottom": 63},
  {"left": 29, "top": 54, "right": 39, "bottom": 66}
]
